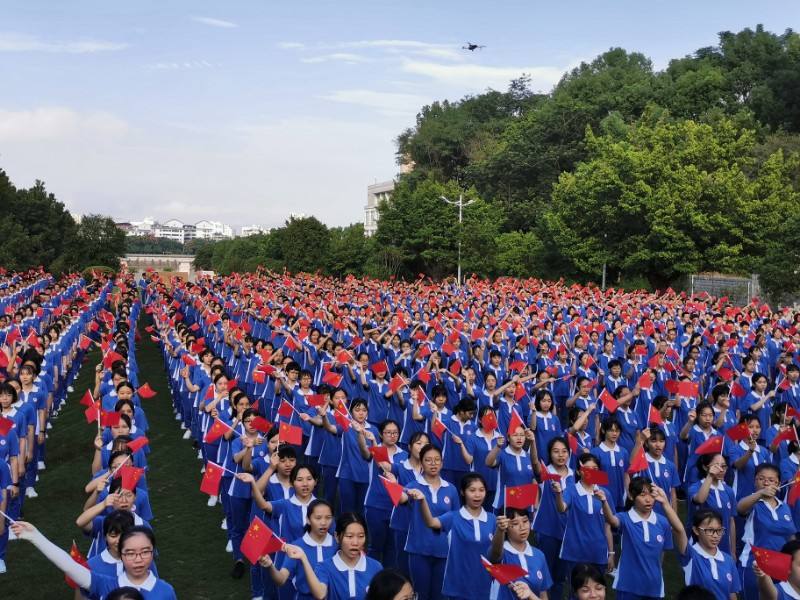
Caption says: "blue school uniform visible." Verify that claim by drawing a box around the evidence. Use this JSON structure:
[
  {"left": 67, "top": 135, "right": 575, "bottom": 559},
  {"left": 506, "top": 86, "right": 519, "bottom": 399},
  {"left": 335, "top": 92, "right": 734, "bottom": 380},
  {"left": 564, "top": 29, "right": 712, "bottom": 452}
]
[
  {"left": 405, "top": 479, "right": 460, "bottom": 559},
  {"left": 315, "top": 553, "right": 383, "bottom": 600},
  {"left": 270, "top": 496, "right": 317, "bottom": 543},
  {"left": 438, "top": 507, "right": 497, "bottom": 599},
  {"left": 559, "top": 482, "right": 610, "bottom": 566},
  {"left": 644, "top": 454, "right": 680, "bottom": 516},
  {"left": 465, "top": 430, "right": 500, "bottom": 500},
  {"left": 89, "top": 571, "right": 177, "bottom": 600},
  {"left": 612, "top": 509, "right": 672, "bottom": 598},
  {"left": 740, "top": 498, "right": 796, "bottom": 600},
  {"left": 614, "top": 407, "right": 639, "bottom": 454},
  {"left": 86, "top": 549, "right": 123, "bottom": 579},
  {"left": 684, "top": 426, "right": 721, "bottom": 486},
  {"left": 730, "top": 441, "right": 772, "bottom": 500},
  {"left": 493, "top": 541, "right": 552, "bottom": 600},
  {"left": 275, "top": 532, "right": 337, "bottom": 599},
  {"left": 679, "top": 543, "right": 741, "bottom": 600},
  {"left": 687, "top": 478, "right": 736, "bottom": 555},
  {"left": 590, "top": 442, "right": 628, "bottom": 510},
  {"left": 532, "top": 411, "right": 561, "bottom": 460},
  {"left": 492, "top": 446, "right": 534, "bottom": 509}
]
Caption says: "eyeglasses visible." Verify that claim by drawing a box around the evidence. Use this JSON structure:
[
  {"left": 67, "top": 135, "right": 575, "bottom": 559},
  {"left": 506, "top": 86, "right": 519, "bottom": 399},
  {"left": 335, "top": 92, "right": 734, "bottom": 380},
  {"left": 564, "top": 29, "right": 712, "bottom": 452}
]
[
  {"left": 423, "top": 458, "right": 442, "bottom": 465},
  {"left": 697, "top": 527, "right": 726, "bottom": 537},
  {"left": 757, "top": 477, "right": 780, "bottom": 485},
  {"left": 383, "top": 430, "right": 400, "bottom": 437},
  {"left": 121, "top": 549, "right": 153, "bottom": 560}
]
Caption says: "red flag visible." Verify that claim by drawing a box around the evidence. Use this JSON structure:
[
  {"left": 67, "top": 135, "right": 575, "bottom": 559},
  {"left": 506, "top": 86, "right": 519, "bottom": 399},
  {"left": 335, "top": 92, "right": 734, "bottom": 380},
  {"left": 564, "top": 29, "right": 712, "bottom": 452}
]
[
  {"left": 567, "top": 432, "right": 578, "bottom": 454},
  {"left": 779, "top": 378, "right": 792, "bottom": 391},
  {"left": 279, "top": 421, "right": 303, "bottom": 445},
  {"left": 79, "top": 389, "right": 95, "bottom": 407},
  {"left": 788, "top": 471, "right": 800, "bottom": 505},
  {"left": 380, "top": 476, "right": 404, "bottom": 506},
  {"left": 773, "top": 427, "right": 799, "bottom": 446},
  {"left": 664, "top": 380, "right": 680, "bottom": 394},
  {"left": 84, "top": 403, "right": 100, "bottom": 424},
  {"left": 448, "top": 359, "right": 462, "bottom": 376},
  {"left": 507, "top": 409, "right": 524, "bottom": 437},
  {"left": 126, "top": 437, "right": 149, "bottom": 453},
  {"left": 252, "top": 370, "right": 266, "bottom": 384},
  {"left": 306, "top": 394, "right": 327, "bottom": 408},
  {"left": 508, "top": 360, "right": 527, "bottom": 373},
  {"left": 368, "top": 445, "right": 390, "bottom": 463},
  {"left": 431, "top": 417, "right": 447, "bottom": 440},
  {"left": 200, "top": 461, "right": 223, "bottom": 496},
  {"left": 725, "top": 423, "right": 751, "bottom": 442},
  {"left": 322, "top": 371, "right": 343, "bottom": 387},
  {"left": 251, "top": 415, "right": 271, "bottom": 433},
  {"left": 540, "top": 461, "right": 560, "bottom": 481},
  {"left": 481, "top": 411, "right": 498, "bottom": 432},
  {"left": 137, "top": 383, "right": 157, "bottom": 399},
  {"left": 753, "top": 546, "right": 791, "bottom": 581},
  {"left": 480, "top": 556, "right": 528, "bottom": 585},
  {"left": 627, "top": 447, "right": 647, "bottom": 474},
  {"left": 717, "top": 367, "right": 734, "bottom": 382},
  {"left": 730, "top": 381, "right": 746, "bottom": 397},
  {"left": 204, "top": 418, "right": 229, "bottom": 444},
  {"left": 598, "top": 388, "right": 618, "bottom": 413},
  {"left": 648, "top": 405, "right": 664, "bottom": 425},
  {"left": 695, "top": 435, "right": 724, "bottom": 455},
  {"left": 678, "top": 381, "right": 699, "bottom": 398},
  {"left": 505, "top": 483, "right": 539, "bottom": 509},
  {"left": 370, "top": 360, "right": 389, "bottom": 376},
  {"left": 277, "top": 400, "right": 294, "bottom": 419},
  {"left": 416, "top": 367, "right": 431, "bottom": 384},
  {"left": 637, "top": 371, "right": 653, "bottom": 390},
  {"left": 241, "top": 517, "right": 274, "bottom": 564},
  {"left": 181, "top": 354, "right": 198, "bottom": 367},
  {"left": 389, "top": 373, "right": 406, "bottom": 394},
  {"left": 78, "top": 335, "right": 92, "bottom": 350},
  {"left": 580, "top": 467, "right": 609, "bottom": 486},
  {"left": 333, "top": 410, "right": 351, "bottom": 430},
  {"left": 284, "top": 336, "right": 300, "bottom": 352},
  {"left": 787, "top": 406, "right": 800, "bottom": 421},
  {"left": 227, "top": 378, "right": 239, "bottom": 392},
  {"left": 117, "top": 465, "right": 144, "bottom": 491},
  {"left": 0, "top": 416, "right": 13, "bottom": 436},
  {"left": 102, "top": 351, "right": 124, "bottom": 369},
  {"left": 65, "top": 541, "right": 88, "bottom": 589},
  {"left": 100, "top": 411, "right": 121, "bottom": 427}
]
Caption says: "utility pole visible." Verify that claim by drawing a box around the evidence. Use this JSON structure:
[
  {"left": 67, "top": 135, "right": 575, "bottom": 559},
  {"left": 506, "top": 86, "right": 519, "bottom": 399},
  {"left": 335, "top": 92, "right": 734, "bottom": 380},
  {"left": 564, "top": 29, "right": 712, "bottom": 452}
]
[
  {"left": 440, "top": 193, "right": 474, "bottom": 286},
  {"left": 601, "top": 232, "right": 608, "bottom": 291}
]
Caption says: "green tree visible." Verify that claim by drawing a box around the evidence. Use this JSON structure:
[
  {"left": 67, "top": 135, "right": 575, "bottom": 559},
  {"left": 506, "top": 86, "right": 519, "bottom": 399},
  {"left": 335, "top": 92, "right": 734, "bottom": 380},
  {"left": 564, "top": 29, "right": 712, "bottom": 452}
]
[
  {"left": 494, "top": 231, "right": 545, "bottom": 278},
  {"left": 281, "top": 217, "right": 330, "bottom": 273},
  {"left": 326, "top": 224, "right": 369, "bottom": 277},
  {"left": 58, "top": 215, "right": 126, "bottom": 271},
  {"left": 125, "top": 236, "right": 186, "bottom": 254}
]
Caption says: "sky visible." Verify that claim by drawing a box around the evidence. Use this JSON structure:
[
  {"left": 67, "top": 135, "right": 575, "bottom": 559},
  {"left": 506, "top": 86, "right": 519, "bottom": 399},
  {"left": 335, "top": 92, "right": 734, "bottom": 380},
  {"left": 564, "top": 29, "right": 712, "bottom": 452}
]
[{"left": 0, "top": 1, "right": 796, "bottom": 231}]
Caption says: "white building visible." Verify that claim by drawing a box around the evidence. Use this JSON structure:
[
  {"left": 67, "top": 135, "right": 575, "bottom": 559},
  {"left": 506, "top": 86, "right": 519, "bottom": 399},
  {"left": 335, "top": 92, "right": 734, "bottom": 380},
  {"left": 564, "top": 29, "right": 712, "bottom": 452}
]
[
  {"left": 122, "top": 217, "right": 235, "bottom": 242},
  {"left": 240, "top": 225, "right": 269, "bottom": 237},
  {"left": 155, "top": 219, "right": 186, "bottom": 243},
  {"left": 195, "top": 220, "right": 234, "bottom": 240},
  {"left": 365, "top": 180, "right": 394, "bottom": 236}
]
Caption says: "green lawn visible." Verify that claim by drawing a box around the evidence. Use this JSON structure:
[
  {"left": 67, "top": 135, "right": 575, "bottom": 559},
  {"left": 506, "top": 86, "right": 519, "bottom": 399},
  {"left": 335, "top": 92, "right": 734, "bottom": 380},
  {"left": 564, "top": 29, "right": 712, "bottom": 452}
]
[{"left": 4, "top": 317, "right": 688, "bottom": 599}]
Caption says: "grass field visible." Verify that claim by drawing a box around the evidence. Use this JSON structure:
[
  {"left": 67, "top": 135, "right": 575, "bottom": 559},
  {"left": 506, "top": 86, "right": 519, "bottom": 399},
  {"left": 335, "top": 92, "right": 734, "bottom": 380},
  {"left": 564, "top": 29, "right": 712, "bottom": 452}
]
[{"left": 4, "top": 316, "right": 690, "bottom": 598}]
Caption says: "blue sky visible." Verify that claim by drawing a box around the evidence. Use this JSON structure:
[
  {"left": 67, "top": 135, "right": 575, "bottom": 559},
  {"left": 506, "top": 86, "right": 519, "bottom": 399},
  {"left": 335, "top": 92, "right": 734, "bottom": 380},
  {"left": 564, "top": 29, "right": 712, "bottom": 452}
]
[{"left": 0, "top": 1, "right": 796, "bottom": 230}]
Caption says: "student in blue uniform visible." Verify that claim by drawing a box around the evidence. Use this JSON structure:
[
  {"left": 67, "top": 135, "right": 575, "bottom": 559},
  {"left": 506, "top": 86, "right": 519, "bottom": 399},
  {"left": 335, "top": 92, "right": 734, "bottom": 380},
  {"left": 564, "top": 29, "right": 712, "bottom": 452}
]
[
  {"left": 678, "top": 508, "right": 741, "bottom": 600},
  {"left": 754, "top": 539, "right": 800, "bottom": 600},
  {"left": 569, "top": 563, "right": 607, "bottom": 600},
  {"left": 530, "top": 389, "right": 561, "bottom": 461},
  {"left": 406, "top": 473, "right": 497, "bottom": 600},
  {"left": 590, "top": 416, "right": 629, "bottom": 511},
  {"left": 730, "top": 414, "right": 772, "bottom": 502},
  {"left": 259, "top": 499, "right": 337, "bottom": 599},
  {"left": 485, "top": 419, "right": 535, "bottom": 510},
  {"left": 688, "top": 453, "right": 737, "bottom": 557},
  {"left": 489, "top": 507, "right": 552, "bottom": 600},
  {"left": 400, "top": 443, "right": 459, "bottom": 600},
  {"left": 328, "top": 398, "right": 378, "bottom": 514},
  {"left": 738, "top": 462, "right": 795, "bottom": 600},
  {"left": 284, "top": 512, "right": 382, "bottom": 600},
  {"left": 552, "top": 453, "right": 613, "bottom": 577},
  {"left": 85, "top": 510, "right": 136, "bottom": 580},
  {"left": 598, "top": 477, "right": 687, "bottom": 599},
  {"left": 12, "top": 521, "right": 177, "bottom": 599},
  {"left": 461, "top": 406, "right": 501, "bottom": 509}
]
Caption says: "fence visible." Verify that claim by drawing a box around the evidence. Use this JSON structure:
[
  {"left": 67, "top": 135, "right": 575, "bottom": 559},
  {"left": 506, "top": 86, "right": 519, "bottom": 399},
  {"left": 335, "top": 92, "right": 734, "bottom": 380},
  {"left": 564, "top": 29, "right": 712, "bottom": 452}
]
[{"left": 689, "top": 273, "right": 760, "bottom": 306}]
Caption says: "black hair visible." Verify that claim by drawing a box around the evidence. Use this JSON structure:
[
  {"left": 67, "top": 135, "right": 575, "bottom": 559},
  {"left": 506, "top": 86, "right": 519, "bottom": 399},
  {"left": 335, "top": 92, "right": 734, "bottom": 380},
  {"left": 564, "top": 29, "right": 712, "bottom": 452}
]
[
  {"left": 289, "top": 463, "right": 318, "bottom": 484},
  {"left": 378, "top": 419, "right": 401, "bottom": 434},
  {"left": 303, "top": 499, "right": 334, "bottom": 532},
  {"left": 119, "top": 526, "right": 156, "bottom": 554},
  {"left": 106, "top": 588, "right": 145, "bottom": 600},
  {"left": 419, "top": 443, "right": 442, "bottom": 463},
  {"left": 570, "top": 563, "right": 606, "bottom": 594},
  {"left": 754, "top": 462, "right": 780, "bottom": 480},
  {"left": 277, "top": 445, "right": 297, "bottom": 460},
  {"left": 599, "top": 415, "right": 621, "bottom": 439},
  {"left": 692, "top": 508, "right": 723, "bottom": 530},
  {"left": 335, "top": 512, "right": 368, "bottom": 546},
  {"left": 349, "top": 398, "right": 368, "bottom": 412},
  {"left": 365, "top": 569, "right": 412, "bottom": 600},
  {"left": 534, "top": 389, "right": 554, "bottom": 412},
  {"left": 459, "top": 473, "right": 486, "bottom": 496},
  {"left": 546, "top": 436, "right": 569, "bottom": 460},
  {"left": 102, "top": 509, "right": 136, "bottom": 537},
  {"left": 625, "top": 476, "right": 653, "bottom": 510},
  {"left": 504, "top": 506, "right": 531, "bottom": 521},
  {"left": 781, "top": 539, "right": 800, "bottom": 559},
  {"left": 696, "top": 452, "right": 725, "bottom": 478},
  {"left": 675, "top": 585, "right": 717, "bottom": 600}
]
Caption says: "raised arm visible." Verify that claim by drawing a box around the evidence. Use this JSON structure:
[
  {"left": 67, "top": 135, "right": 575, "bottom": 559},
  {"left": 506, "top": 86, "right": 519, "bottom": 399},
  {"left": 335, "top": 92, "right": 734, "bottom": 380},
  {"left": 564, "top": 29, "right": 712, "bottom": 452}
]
[{"left": 11, "top": 522, "right": 92, "bottom": 590}]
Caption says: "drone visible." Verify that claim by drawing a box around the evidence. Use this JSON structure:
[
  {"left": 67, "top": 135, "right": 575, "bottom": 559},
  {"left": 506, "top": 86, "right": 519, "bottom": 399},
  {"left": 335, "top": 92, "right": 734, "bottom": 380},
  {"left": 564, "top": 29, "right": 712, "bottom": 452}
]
[{"left": 462, "top": 42, "right": 485, "bottom": 51}]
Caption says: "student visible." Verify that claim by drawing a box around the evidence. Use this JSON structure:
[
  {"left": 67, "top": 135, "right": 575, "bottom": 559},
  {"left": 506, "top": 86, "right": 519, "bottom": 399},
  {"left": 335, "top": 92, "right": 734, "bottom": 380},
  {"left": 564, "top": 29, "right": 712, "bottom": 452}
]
[
  {"left": 681, "top": 401, "right": 721, "bottom": 488},
  {"left": 284, "top": 512, "right": 383, "bottom": 600},
  {"left": 85, "top": 510, "right": 136, "bottom": 579},
  {"left": 406, "top": 473, "right": 497, "bottom": 600},
  {"left": 485, "top": 419, "right": 535, "bottom": 510},
  {"left": 570, "top": 563, "right": 607, "bottom": 600},
  {"left": 678, "top": 509, "right": 741, "bottom": 600},
  {"left": 552, "top": 454, "right": 614, "bottom": 576},
  {"left": 388, "top": 431, "right": 428, "bottom": 578},
  {"left": 364, "top": 569, "right": 415, "bottom": 600},
  {"left": 490, "top": 508, "right": 552, "bottom": 600},
  {"left": 633, "top": 427, "right": 679, "bottom": 514},
  {"left": 688, "top": 453, "right": 737, "bottom": 557},
  {"left": 590, "top": 416, "right": 629, "bottom": 512},
  {"left": 530, "top": 390, "right": 561, "bottom": 461},
  {"left": 754, "top": 539, "right": 800, "bottom": 600},
  {"left": 258, "top": 499, "right": 337, "bottom": 599},
  {"left": 730, "top": 413, "right": 772, "bottom": 501},
  {"left": 737, "top": 462, "right": 795, "bottom": 600},
  {"left": 742, "top": 373, "right": 776, "bottom": 440},
  {"left": 461, "top": 406, "right": 501, "bottom": 509},
  {"left": 401, "top": 444, "right": 459, "bottom": 600},
  {"left": 11, "top": 522, "right": 177, "bottom": 599},
  {"left": 598, "top": 477, "right": 687, "bottom": 599}
]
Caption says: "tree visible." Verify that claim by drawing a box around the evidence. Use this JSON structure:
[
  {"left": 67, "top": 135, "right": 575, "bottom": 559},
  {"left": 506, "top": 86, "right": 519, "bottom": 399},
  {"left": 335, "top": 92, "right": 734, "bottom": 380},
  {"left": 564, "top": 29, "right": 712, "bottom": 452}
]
[
  {"left": 125, "top": 236, "right": 186, "bottom": 254},
  {"left": 326, "top": 224, "right": 370, "bottom": 277},
  {"left": 59, "top": 215, "right": 126, "bottom": 271},
  {"left": 494, "top": 231, "right": 545, "bottom": 278},
  {"left": 281, "top": 216, "right": 330, "bottom": 273}
]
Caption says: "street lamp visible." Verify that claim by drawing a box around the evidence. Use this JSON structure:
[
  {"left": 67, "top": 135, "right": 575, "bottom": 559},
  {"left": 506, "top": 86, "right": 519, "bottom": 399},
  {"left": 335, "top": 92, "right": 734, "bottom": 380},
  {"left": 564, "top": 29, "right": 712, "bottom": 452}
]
[{"left": 440, "top": 193, "right": 475, "bottom": 286}]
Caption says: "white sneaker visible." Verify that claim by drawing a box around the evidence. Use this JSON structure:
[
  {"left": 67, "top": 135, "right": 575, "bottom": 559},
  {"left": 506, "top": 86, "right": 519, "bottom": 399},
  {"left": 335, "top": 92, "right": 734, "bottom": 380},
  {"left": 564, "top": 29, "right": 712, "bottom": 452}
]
[
  {"left": 225, "top": 540, "right": 233, "bottom": 553},
  {"left": 67, "top": 386, "right": 74, "bottom": 393},
  {"left": 196, "top": 450, "right": 203, "bottom": 460},
  {"left": 38, "top": 461, "right": 46, "bottom": 470},
  {"left": 26, "top": 487, "right": 38, "bottom": 498},
  {"left": 207, "top": 495, "right": 218, "bottom": 507},
  {"left": 175, "top": 414, "right": 182, "bottom": 421},
  {"left": 0, "top": 559, "right": 6, "bottom": 574},
  {"left": 46, "top": 422, "right": 52, "bottom": 430},
  {"left": 252, "top": 596, "right": 263, "bottom": 600},
  {"left": 182, "top": 429, "right": 192, "bottom": 440},
  {"left": 180, "top": 423, "right": 187, "bottom": 430},
  {"left": 221, "top": 518, "right": 227, "bottom": 530}
]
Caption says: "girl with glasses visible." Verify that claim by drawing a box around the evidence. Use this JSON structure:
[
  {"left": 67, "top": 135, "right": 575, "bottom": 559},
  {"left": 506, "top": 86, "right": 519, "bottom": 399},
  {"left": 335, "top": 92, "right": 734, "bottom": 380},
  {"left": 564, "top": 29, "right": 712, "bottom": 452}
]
[
  {"left": 678, "top": 509, "right": 741, "bottom": 599},
  {"left": 688, "top": 453, "right": 737, "bottom": 557}
]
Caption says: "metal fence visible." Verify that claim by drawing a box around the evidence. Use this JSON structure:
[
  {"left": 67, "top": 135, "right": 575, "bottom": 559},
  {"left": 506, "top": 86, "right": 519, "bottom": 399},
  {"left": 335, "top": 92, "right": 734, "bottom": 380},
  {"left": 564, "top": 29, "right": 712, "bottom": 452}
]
[{"left": 689, "top": 273, "right": 760, "bottom": 305}]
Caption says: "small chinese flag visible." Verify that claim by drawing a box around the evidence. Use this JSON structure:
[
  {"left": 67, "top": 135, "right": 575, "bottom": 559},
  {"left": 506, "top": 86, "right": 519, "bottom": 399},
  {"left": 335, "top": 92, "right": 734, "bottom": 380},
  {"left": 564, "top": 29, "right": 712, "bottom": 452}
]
[
  {"left": 284, "top": 336, "right": 300, "bottom": 352},
  {"left": 637, "top": 372, "right": 653, "bottom": 390},
  {"left": 78, "top": 335, "right": 92, "bottom": 351},
  {"left": 306, "top": 394, "right": 326, "bottom": 408},
  {"left": 567, "top": 432, "right": 579, "bottom": 454},
  {"left": 753, "top": 546, "right": 791, "bottom": 581},
  {"left": 431, "top": 417, "right": 447, "bottom": 440},
  {"left": 84, "top": 403, "right": 100, "bottom": 424},
  {"left": 730, "top": 381, "right": 746, "bottom": 397},
  {"left": 514, "top": 383, "right": 527, "bottom": 401},
  {"left": 370, "top": 360, "right": 389, "bottom": 376},
  {"left": 480, "top": 556, "right": 527, "bottom": 585},
  {"left": 322, "top": 371, "right": 343, "bottom": 387},
  {"left": 580, "top": 467, "right": 609, "bottom": 486},
  {"left": 102, "top": 351, "right": 125, "bottom": 369},
  {"left": 508, "top": 360, "right": 526, "bottom": 373},
  {"left": 137, "top": 383, "right": 157, "bottom": 399},
  {"left": 0, "top": 416, "right": 13, "bottom": 436},
  {"left": 416, "top": 367, "right": 431, "bottom": 384},
  {"left": 227, "top": 378, "right": 239, "bottom": 391},
  {"left": 389, "top": 373, "right": 406, "bottom": 394},
  {"left": 678, "top": 381, "right": 699, "bottom": 398},
  {"left": 241, "top": 517, "right": 273, "bottom": 564},
  {"left": 773, "top": 427, "right": 799, "bottom": 446},
  {"left": 79, "top": 389, "right": 95, "bottom": 407},
  {"left": 648, "top": 405, "right": 664, "bottom": 425},
  {"left": 279, "top": 421, "right": 303, "bottom": 445},
  {"left": 117, "top": 465, "right": 145, "bottom": 491},
  {"left": 368, "top": 445, "right": 390, "bottom": 463},
  {"left": 779, "top": 378, "right": 792, "bottom": 391},
  {"left": 598, "top": 389, "right": 618, "bottom": 413},
  {"left": 204, "top": 418, "right": 229, "bottom": 444},
  {"left": 695, "top": 435, "right": 724, "bottom": 455},
  {"left": 507, "top": 409, "right": 524, "bottom": 437},
  {"left": 448, "top": 359, "right": 462, "bottom": 376},
  {"left": 380, "top": 476, "right": 404, "bottom": 506},
  {"left": 277, "top": 400, "right": 294, "bottom": 419},
  {"left": 505, "top": 483, "right": 539, "bottom": 509},
  {"left": 181, "top": 354, "right": 198, "bottom": 367},
  {"left": 481, "top": 411, "right": 498, "bottom": 432},
  {"left": 725, "top": 422, "right": 751, "bottom": 442},
  {"left": 252, "top": 370, "right": 266, "bottom": 384},
  {"left": 627, "top": 447, "right": 648, "bottom": 474},
  {"left": 664, "top": 380, "right": 680, "bottom": 395},
  {"left": 65, "top": 541, "right": 88, "bottom": 589},
  {"left": 333, "top": 410, "right": 351, "bottom": 430},
  {"left": 200, "top": 461, "right": 223, "bottom": 496},
  {"left": 251, "top": 415, "right": 271, "bottom": 433},
  {"left": 100, "top": 411, "right": 121, "bottom": 427},
  {"left": 787, "top": 406, "right": 800, "bottom": 420},
  {"left": 205, "top": 385, "right": 215, "bottom": 400},
  {"left": 540, "top": 461, "right": 561, "bottom": 481},
  {"left": 126, "top": 437, "right": 149, "bottom": 453}
]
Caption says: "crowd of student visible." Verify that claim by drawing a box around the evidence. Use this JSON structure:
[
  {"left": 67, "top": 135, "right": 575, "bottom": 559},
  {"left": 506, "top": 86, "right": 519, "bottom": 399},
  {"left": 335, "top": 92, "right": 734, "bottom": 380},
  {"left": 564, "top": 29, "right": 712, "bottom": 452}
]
[{"left": 9, "top": 268, "right": 800, "bottom": 599}]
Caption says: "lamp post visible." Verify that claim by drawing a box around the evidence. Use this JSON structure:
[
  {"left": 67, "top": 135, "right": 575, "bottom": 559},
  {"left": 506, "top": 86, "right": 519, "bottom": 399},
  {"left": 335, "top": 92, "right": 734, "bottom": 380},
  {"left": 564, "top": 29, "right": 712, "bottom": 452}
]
[
  {"left": 601, "top": 232, "right": 608, "bottom": 291},
  {"left": 440, "top": 193, "right": 474, "bottom": 287}
]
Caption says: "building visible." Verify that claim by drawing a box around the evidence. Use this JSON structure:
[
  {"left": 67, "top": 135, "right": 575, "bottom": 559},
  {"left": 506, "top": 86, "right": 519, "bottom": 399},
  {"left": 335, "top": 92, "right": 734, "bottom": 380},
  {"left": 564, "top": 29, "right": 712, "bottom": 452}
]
[
  {"left": 240, "top": 225, "right": 269, "bottom": 236},
  {"left": 195, "top": 220, "right": 234, "bottom": 240},
  {"left": 365, "top": 180, "right": 394, "bottom": 236},
  {"left": 121, "top": 217, "right": 235, "bottom": 242},
  {"left": 155, "top": 219, "right": 186, "bottom": 243}
]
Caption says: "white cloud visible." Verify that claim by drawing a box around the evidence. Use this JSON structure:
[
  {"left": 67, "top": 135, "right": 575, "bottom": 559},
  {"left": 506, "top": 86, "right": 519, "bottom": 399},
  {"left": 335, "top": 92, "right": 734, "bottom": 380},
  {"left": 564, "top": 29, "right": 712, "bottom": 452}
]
[
  {"left": 277, "top": 41, "right": 305, "bottom": 49},
  {"left": 335, "top": 40, "right": 463, "bottom": 61},
  {"left": 301, "top": 53, "right": 370, "bottom": 64},
  {"left": 0, "top": 107, "right": 129, "bottom": 142},
  {"left": 145, "top": 60, "right": 215, "bottom": 70},
  {"left": 322, "top": 89, "right": 430, "bottom": 116},
  {"left": 401, "top": 59, "right": 566, "bottom": 92},
  {"left": 0, "top": 32, "right": 127, "bottom": 53},
  {"left": 190, "top": 16, "right": 237, "bottom": 29}
]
